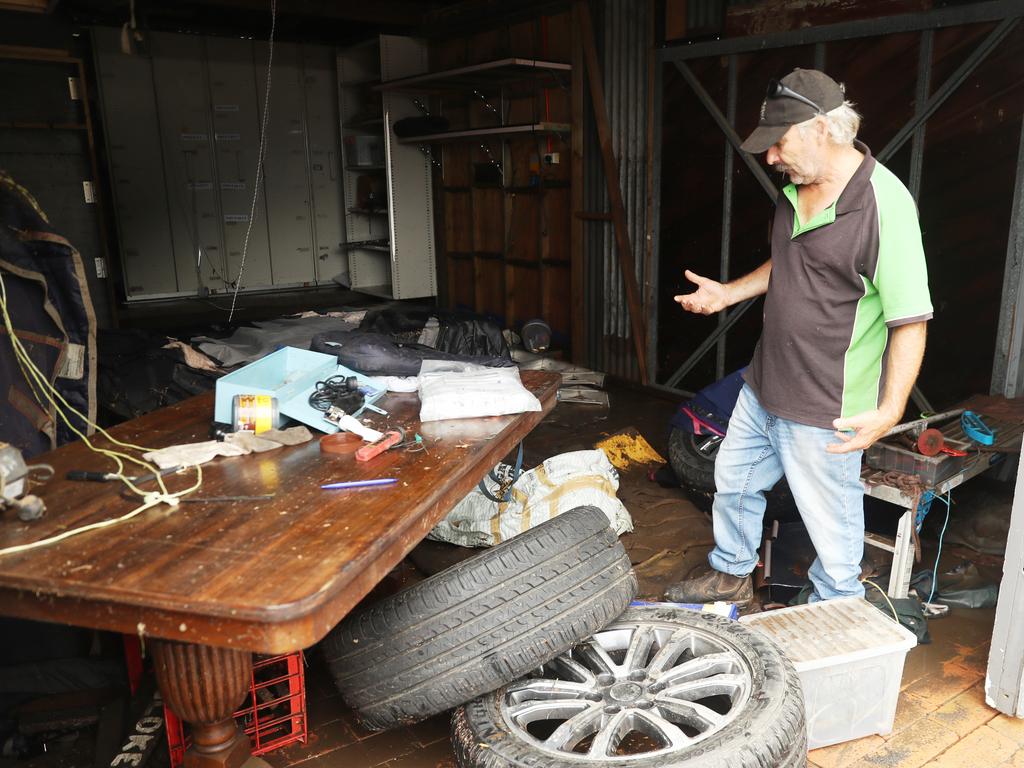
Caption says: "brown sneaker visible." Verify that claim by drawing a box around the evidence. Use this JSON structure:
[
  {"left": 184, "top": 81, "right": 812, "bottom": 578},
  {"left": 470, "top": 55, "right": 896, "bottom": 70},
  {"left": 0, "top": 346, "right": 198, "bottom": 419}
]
[{"left": 663, "top": 569, "right": 753, "bottom": 609}]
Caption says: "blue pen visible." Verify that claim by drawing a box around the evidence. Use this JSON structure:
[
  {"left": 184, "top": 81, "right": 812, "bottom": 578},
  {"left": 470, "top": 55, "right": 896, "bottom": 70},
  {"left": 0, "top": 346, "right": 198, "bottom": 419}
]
[{"left": 321, "top": 478, "right": 397, "bottom": 490}]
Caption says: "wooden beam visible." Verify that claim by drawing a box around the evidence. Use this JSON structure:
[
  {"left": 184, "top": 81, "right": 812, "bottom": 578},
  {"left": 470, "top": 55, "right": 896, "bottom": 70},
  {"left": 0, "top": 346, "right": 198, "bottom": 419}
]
[
  {"left": 574, "top": 211, "right": 612, "bottom": 221},
  {"left": 570, "top": 0, "right": 586, "bottom": 365},
  {"left": 576, "top": 0, "right": 649, "bottom": 384},
  {"left": 0, "top": 0, "right": 49, "bottom": 12}
]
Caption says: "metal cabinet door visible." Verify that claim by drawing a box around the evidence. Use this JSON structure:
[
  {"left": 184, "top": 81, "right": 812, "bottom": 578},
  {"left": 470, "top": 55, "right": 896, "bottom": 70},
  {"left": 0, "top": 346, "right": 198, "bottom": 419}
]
[
  {"left": 92, "top": 27, "right": 177, "bottom": 298},
  {"left": 254, "top": 41, "right": 316, "bottom": 287},
  {"left": 301, "top": 44, "right": 347, "bottom": 287},
  {"left": 205, "top": 36, "right": 273, "bottom": 292},
  {"left": 150, "top": 32, "right": 224, "bottom": 296}
]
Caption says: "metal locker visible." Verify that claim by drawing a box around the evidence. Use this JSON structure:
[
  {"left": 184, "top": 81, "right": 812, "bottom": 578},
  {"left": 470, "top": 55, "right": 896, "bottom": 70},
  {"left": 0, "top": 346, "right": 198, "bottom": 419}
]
[
  {"left": 301, "top": 44, "right": 347, "bottom": 287},
  {"left": 254, "top": 41, "right": 316, "bottom": 287},
  {"left": 149, "top": 32, "right": 224, "bottom": 296},
  {"left": 205, "top": 36, "right": 273, "bottom": 292},
  {"left": 91, "top": 27, "right": 177, "bottom": 298}
]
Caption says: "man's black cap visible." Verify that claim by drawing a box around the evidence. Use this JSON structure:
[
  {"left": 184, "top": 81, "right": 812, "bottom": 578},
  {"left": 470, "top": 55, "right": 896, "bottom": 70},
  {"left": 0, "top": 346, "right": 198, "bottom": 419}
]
[{"left": 740, "top": 68, "right": 846, "bottom": 154}]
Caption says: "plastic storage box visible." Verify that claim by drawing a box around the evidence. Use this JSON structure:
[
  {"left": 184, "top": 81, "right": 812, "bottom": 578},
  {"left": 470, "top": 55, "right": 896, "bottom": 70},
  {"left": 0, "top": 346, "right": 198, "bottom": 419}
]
[
  {"left": 865, "top": 439, "right": 969, "bottom": 486},
  {"left": 740, "top": 597, "right": 917, "bottom": 749},
  {"left": 214, "top": 347, "right": 383, "bottom": 433}
]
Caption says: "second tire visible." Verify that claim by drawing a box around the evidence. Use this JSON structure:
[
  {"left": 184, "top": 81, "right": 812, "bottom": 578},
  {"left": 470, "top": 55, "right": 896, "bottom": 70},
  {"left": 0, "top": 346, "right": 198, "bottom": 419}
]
[{"left": 321, "top": 505, "right": 638, "bottom": 730}]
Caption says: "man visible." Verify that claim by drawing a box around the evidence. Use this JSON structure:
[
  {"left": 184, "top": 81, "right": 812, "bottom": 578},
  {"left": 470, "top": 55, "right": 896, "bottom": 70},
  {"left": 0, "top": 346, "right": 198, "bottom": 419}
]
[{"left": 665, "top": 69, "right": 932, "bottom": 606}]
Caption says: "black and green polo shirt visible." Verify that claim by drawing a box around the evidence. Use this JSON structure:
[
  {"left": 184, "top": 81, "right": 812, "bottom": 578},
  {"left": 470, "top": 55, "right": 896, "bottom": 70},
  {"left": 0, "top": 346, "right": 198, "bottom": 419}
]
[{"left": 744, "top": 143, "right": 932, "bottom": 429}]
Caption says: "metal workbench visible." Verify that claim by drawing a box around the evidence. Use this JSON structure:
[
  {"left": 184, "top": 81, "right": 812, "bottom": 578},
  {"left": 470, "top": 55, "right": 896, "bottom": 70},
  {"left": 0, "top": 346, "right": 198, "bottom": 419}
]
[{"left": 862, "top": 412, "right": 1023, "bottom": 599}]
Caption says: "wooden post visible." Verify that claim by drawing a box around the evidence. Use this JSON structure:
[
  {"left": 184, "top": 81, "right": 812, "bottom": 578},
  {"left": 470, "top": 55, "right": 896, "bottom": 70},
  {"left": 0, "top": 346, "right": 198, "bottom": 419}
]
[
  {"left": 151, "top": 640, "right": 253, "bottom": 768},
  {"left": 570, "top": 1, "right": 586, "bottom": 364},
  {"left": 576, "top": 0, "right": 650, "bottom": 384}
]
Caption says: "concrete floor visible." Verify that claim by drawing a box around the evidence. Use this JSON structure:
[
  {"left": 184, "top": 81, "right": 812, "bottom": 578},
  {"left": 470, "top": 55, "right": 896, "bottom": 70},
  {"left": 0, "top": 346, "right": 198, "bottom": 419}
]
[{"left": 262, "top": 384, "right": 1018, "bottom": 768}]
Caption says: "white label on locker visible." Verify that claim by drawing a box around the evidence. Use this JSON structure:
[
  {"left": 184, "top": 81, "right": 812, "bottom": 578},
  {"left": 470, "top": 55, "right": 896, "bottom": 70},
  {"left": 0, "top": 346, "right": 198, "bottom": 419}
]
[
  {"left": 187, "top": 181, "right": 213, "bottom": 190},
  {"left": 221, "top": 182, "right": 245, "bottom": 191},
  {"left": 181, "top": 133, "right": 208, "bottom": 142},
  {"left": 215, "top": 133, "right": 241, "bottom": 142},
  {"left": 224, "top": 214, "right": 248, "bottom": 223},
  {"left": 214, "top": 104, "right": 239, "bottom": 112}
]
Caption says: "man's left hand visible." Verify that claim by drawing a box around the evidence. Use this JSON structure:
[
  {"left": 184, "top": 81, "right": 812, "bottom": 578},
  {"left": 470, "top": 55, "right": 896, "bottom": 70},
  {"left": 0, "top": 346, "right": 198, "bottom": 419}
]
[{"left": 827, "top": 409, "right": 899, "bottom": 454}]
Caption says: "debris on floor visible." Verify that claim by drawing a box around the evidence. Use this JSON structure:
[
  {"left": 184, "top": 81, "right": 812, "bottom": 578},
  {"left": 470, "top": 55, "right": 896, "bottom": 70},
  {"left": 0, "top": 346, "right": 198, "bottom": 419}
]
[
  {"left": 595, "top": 426, "right": 665, "bottom": 471},
  {"left": 513, "top": 349, "right": 609, "bottom": 406}
]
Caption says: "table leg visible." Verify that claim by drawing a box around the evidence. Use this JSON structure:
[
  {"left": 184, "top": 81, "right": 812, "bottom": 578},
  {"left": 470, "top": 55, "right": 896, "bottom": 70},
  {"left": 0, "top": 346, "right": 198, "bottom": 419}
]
[
  {"left": 151, "top": 639, "right": 253, "bottom": 768},
  {"left": 888, "top": 507, "right": 916, "bottom": 600}
]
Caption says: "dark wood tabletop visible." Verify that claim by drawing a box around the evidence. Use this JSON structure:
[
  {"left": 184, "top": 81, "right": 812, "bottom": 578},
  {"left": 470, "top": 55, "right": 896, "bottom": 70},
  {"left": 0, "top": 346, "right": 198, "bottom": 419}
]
[{"left": 0, "top": 370, "right": 560, "bottom": 655}]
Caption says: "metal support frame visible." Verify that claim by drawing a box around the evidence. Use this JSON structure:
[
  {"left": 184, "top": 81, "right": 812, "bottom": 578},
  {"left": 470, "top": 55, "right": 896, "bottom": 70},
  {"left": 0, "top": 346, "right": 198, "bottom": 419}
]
[
  {"left": 657, "top": 0, "right": 1024, "bottom": 62},
  {"left": 992, "top": 111, "right": 1024, "bottom": 397},
  {"left": 673, "top": 61, "right": 776, "bottom": 202},
  {"left": 908, "top": 30, "right": 934, "bottom": 201},
  {"left": 878, "top": 17, "right": 1020, "bottom": 163},
  {"left": 716, "top": 56, "right": 737, "bottom": 380},
  {"left": 653, "top": 5, "right": 1023, "bottom": 395},
  {"left": 664, "top": 298, "right": 756, "bottom": 389},
  {"left": 644, "top": 0, "right": 662, "bottom": 386}
]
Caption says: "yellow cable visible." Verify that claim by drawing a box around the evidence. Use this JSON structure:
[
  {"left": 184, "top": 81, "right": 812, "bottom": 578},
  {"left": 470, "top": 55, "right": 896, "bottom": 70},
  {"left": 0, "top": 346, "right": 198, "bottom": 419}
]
[
  {"left": 0, "top": 267, "right": 204, "bottom": 555},
  {"left": 862, "top": 578, "right": 900, "bottom": 624}
]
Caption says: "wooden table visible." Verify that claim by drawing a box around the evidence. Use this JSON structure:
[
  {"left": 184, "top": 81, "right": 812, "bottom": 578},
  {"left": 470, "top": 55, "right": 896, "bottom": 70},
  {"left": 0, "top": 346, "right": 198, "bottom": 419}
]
[{"left": 0, "top": 370, "right": 559, "bottom": 768}]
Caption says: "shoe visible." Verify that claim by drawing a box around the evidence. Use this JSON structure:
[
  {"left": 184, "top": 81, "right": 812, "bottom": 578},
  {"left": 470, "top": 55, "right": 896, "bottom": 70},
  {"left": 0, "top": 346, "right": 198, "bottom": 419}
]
[{"left": 663, "top": 569, "right": 753, "bottom": 609}]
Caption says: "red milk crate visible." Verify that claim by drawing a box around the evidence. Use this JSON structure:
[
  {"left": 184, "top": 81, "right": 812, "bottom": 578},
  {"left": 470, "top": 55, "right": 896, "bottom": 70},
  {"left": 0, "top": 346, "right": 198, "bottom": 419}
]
[{"left": 165, "top": 652, "right": 308, "bottom": 768}]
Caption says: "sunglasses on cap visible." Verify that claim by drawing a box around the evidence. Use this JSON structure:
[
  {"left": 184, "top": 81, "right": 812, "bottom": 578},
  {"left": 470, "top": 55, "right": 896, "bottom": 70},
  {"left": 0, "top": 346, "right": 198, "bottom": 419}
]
[{"left": 766, "top": 79, "right": 827, "bottom": 115}]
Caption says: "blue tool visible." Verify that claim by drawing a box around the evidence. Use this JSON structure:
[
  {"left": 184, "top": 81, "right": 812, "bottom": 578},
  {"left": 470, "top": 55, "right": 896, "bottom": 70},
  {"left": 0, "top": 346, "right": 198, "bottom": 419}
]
[
  {"left": 961, "top": 411, "right": 995, "bottom": 445},
  {"left": 321, "top": 478, "right": 397, "bottom": 490}
]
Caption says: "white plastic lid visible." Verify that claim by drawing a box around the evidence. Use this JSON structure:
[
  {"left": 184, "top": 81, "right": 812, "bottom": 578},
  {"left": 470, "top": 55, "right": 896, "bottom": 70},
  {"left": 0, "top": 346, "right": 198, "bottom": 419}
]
[{"left": 739, "top": 597, "right": 918, "bottom": 671}]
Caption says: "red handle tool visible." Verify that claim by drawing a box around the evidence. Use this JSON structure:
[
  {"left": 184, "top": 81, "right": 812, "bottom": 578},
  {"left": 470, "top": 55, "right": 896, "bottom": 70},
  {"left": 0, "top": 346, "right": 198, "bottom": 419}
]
[{"left": 355, "top": 429, "right": 404, "bottom": 462}]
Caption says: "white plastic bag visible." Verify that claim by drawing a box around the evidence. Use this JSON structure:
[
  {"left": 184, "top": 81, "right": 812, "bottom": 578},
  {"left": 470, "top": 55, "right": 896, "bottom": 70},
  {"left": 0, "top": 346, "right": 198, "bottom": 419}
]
[{"left": 418, "top": 360, "right": 541, "bottom": 422}]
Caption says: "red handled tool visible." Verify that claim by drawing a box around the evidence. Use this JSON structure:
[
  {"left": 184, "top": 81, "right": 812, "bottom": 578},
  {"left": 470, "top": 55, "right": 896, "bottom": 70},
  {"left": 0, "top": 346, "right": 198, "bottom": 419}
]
[
  {"left": 916, "top": 428, "right": 967, "bottom": 457},
  {"left": 355, "top": 428, "right": 405, "bottom": 462}
]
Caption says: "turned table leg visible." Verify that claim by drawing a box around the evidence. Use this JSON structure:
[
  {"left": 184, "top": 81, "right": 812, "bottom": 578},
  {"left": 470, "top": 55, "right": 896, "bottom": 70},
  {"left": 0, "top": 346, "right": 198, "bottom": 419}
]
[{"left": 151, "top": 640, "right": 253, "bottom": 768}]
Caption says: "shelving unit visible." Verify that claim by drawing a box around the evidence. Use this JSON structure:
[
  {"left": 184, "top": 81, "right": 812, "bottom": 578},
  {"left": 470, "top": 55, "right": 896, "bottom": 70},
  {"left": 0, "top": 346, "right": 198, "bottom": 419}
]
[
  {"left": 394, "top": 121, "right": 569, "bottom": 144},
  {"left": 375, "top": 57, "right": 571, "bottom": 94},
  {"left": 373, "top": 45, "right": 573, "bottom": 343},
  {"left": 337, "top": 36, "right": 436, "bottom": 300}
]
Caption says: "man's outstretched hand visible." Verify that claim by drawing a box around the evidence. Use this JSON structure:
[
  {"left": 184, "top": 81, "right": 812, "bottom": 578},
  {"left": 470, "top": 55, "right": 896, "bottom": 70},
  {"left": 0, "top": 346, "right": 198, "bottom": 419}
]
[
  {"left": 674, "top": 270, "right": 730, "bottom": 315},
  {"left": 828, "top": 409, "right": 900, "bottom": 454}
]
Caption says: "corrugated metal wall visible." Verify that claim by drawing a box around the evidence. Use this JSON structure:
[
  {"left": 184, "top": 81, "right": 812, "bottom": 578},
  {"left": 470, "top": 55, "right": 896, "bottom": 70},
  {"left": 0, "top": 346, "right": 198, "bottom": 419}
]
[{"left": 583, "top": 0, "right": 651, "bottom": 381}]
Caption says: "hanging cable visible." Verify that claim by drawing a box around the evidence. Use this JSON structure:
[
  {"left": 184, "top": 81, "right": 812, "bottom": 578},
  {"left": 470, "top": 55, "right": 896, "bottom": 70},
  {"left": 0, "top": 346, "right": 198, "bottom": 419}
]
[
  {"left": 926, "top": 491, "right": 953, "bottom": 606},
  {"left": 228, "top": 0, "right": 277, "bottom": 324}
]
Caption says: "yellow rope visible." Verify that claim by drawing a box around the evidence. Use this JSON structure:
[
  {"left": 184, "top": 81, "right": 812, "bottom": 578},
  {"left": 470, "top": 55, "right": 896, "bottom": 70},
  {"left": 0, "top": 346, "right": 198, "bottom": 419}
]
[{"left": 862, "top": 578, "right": 900, "bottom": 624}]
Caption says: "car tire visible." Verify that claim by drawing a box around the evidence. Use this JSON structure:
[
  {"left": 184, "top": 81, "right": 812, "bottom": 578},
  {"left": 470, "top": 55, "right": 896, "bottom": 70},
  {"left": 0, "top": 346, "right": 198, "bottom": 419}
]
[
  {"left": 452, "top": 604, "right": 806, "bottom": 768},
  {"left": 321, "top": 505, "right": 637, "bottom": 731},
  {"left": 668, "top": 428, "right": 802, "bottom": 523},
  {"left": 668, "top": 428, "right": 718, "bottom": 491}
]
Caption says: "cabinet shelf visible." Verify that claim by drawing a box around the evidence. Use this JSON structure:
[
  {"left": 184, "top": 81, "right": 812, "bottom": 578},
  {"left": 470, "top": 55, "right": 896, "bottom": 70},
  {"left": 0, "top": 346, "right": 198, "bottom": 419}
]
[
  {"left": 375, "top": 57, "right": 571, "bottom": 94},
  {"left": 397, "top": 121, "right": 570, "bottom": 144},
  {"left": 347, "top": 207, "right": 388, "bottom": 216},
  {"left": 344, "top": 239, "right": 390, "bottom": 253}
]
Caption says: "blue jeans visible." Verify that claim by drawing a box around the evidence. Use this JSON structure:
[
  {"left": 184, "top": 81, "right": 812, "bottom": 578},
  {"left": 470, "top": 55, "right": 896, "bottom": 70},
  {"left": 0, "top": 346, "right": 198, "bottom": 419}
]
[{"left": 709, "top": 384, "right": 865, "bottom": 601}]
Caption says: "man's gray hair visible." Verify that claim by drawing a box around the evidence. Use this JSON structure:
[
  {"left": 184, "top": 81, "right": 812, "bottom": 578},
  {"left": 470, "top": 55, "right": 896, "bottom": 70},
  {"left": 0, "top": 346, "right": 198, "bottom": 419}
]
[{"left": 799, "top": 100, "right": 861, "bottom": 145}]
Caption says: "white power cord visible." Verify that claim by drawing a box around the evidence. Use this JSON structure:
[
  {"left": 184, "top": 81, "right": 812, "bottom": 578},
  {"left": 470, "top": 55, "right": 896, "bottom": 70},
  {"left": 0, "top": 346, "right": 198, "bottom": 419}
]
[{"left": 228, "top": 0, "right": 277, "bottom": 323}]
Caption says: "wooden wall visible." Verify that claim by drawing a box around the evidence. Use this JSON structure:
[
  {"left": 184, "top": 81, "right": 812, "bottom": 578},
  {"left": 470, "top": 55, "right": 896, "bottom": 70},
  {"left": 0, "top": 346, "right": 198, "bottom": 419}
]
[{"left": 429, "top": 11, "right": 574, "bottom": 349}]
